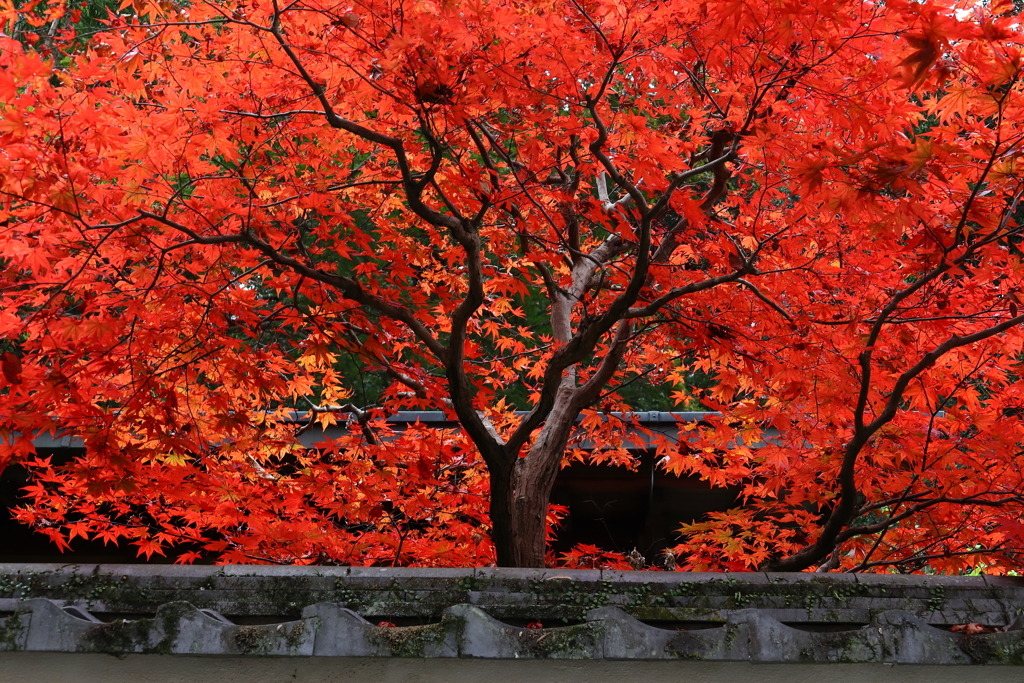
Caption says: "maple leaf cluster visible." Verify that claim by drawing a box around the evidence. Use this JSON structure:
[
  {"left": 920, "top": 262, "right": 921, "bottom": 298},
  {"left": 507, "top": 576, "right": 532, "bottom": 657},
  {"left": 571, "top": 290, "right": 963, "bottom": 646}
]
[{"left": 2, "top": 0, "right": 1024, "bottom": 570}]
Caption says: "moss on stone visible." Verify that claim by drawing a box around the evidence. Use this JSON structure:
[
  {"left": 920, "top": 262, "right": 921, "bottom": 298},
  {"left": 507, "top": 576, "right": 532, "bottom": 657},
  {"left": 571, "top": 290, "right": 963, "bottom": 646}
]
[
  {"left": 82, "top": 618, "right": 153, "bottom": 658},
  {"left": 507, "top": 622, "right": 601, "bottom": 658},
  {"left": 814, "top": 626, "right": 882, "bottom": 663},
  {"left": 234, "top": 625, "right": 272, "bottom": 655},
  {"left": 0, "top": 567, "right": 161, "bottom": 613},
  {"left": 724, "top": 622, "right": 739, "bottom": 648},
  {"left": 148, "top": 601, "right": 189, "bottom": 655},
  {"left": 286, "top": 621, "right": 309, "bottom": 651},
  {"left": 0, "top": 611, "right": 26, "bottom": 651},
  {"left": 526, "top": 578, "right": 614, "bottom": 621},
  {"left": 958, "top": 633, "right": 1024, "bottom": 665},
  {"left": 243, "top": 576, "right": 318, "bottom": 618},
  {"left": 366, "top": 614, "right": 461, "bottom": 657},
  {"left": 234, "top": 621, "right": 308, "bottom": 655}
]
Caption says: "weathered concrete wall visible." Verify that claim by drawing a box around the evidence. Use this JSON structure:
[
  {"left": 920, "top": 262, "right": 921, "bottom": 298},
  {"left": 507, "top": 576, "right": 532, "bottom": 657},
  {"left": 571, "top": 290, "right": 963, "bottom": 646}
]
[{"left": 2, "top": 564, "right": 1024, "bottom": 665}]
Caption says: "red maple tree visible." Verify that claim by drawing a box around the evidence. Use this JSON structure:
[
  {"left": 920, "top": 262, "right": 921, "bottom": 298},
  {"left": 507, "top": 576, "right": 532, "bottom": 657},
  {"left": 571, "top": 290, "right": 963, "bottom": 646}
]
[{"left": 2, "top": 0, "right": 1024, "bottom": 571}]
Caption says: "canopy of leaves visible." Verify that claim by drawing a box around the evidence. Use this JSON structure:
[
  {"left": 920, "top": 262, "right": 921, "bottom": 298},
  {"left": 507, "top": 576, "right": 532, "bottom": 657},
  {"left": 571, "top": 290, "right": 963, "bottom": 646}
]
[{"left": 2, "top": 0, "right": 1024, "bottom": 571}]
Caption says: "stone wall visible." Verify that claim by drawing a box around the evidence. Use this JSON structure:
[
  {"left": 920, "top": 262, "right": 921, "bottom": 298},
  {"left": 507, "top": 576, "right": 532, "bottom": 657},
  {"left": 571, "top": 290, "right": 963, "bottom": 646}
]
[{"left": 1, "top": 564, "right": 1023, "bottom": 665}]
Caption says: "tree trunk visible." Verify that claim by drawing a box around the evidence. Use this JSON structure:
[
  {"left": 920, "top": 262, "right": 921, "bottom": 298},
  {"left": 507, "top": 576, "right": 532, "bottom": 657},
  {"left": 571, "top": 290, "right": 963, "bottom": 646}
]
[
  {"left": 489, "top": 442, "right": 566, "bottom": 567},
  {"left": 488, "top": 466, "right": 519, "bottom": 567}
]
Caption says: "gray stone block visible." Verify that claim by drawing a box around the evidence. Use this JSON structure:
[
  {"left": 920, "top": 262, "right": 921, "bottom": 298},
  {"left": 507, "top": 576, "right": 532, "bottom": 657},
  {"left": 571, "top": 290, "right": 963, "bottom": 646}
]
[
  {"left": 599, "top": 570, "right": 686, "bottom": 584},
  {"left": 446, "top": 603, "right": 602, "bottom": 659},
  {"left": 150, "top": 602, "right": 238, "bottom": 655},
  {"left": 851, "top": 574, "right": 984, "bottom": 599},
  {"left": 303, "top": 601, "right": 458, "bottom": 657},
  {"left": 350, "top": 567, "right": 473, "bottom": 580},
  {"left": 956, "top": 627, "right": 1024, "bottom": 664},
  {"left": 302, "top": 602, "right": 377, "bottom": 656},
  {"left": 474, "top": 568, "right": 600, "bottom": 583},
  {"left": 19, "top": 599, "right": 105, "bottom": 652},
  {"left": 0, "top": 563, "right": 89, "bottom": 576},
  {"left": 928, "top": 598, "right": 1019, "bottom": 626},
  {"left": 587, "top": 607, "right": 672, "bottom": 659},
  {"left": 869, "top": 610, "right": 967, "bottom": 664},
  {"left": 96, "top": 564, "right": 223, "bottom": 580},
  {"left": 761, "top": 572, "right": 861, "bottom": 586},
  {"left": 325, "top": 567, "right": 473, "bottom": 593},
  {"left": 219, "top": 565, "right": 337, "bottom": 578},
  {"left": 587, "top": 606, "right": 742, "bottom": 660},
  {"left": 984, "top": 575, "right": 1024, "bottom": 589},
  {"left": 714, "top": 607, "right": 868, "bottom": 624},
  {"left": 736, "top": 609, "right": 881, "bottom": 663}
]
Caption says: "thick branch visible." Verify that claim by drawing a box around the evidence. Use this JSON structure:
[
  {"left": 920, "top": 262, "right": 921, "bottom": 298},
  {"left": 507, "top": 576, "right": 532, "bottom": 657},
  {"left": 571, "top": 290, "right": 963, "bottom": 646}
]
[
  {"left": 266, "top": 2, "right": 459, "bottom": 234},
  {"left": 768, "top": 311, "right": 1024, "bottom": 571}
]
